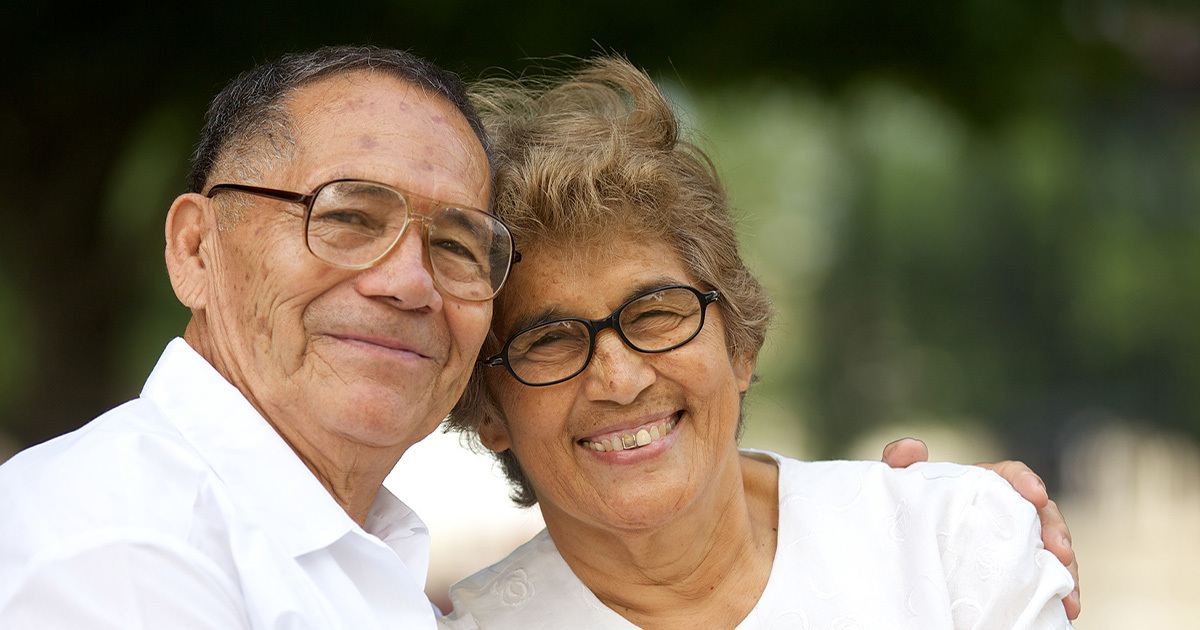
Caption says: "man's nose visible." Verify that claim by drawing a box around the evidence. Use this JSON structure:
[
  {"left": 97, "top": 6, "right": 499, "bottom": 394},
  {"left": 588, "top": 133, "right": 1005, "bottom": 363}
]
[
  {"left": 353, "top": 224, "right": 442, "bottom": 310},
  {"left": 581, "top": 330, "right": 656, "bottom": 405}
]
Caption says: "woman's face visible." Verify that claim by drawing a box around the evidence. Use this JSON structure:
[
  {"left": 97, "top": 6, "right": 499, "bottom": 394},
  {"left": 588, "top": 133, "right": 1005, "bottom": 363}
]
[{"left": 480, "top": 237, "right": 755, "bottom": 533}]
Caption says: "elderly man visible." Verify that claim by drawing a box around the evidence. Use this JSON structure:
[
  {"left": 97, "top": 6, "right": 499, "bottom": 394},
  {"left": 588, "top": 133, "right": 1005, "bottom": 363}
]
[
  {"left": 0, "top": 46, "right": 1077, "bottom": 628},
  {"left": 0, "top": 46, "right": 514, "bottom": 628}
]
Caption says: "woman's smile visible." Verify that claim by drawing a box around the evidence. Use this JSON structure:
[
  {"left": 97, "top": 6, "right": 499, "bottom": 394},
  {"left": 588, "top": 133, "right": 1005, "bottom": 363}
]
[
  {"left": 478, "top": 236, "right": 755, "bottom": 535},
  {"left": 578, "top": 411, "right": 680, "bottom": 453}
]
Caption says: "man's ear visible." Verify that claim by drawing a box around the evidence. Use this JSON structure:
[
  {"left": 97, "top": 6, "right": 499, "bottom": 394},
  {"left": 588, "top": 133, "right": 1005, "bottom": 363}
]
[
  {"left": 477, "top": 414, "right": 512, "bottom": 453},
  {"left": 165, "top": 193, "right": 213, "bottom": 310}
]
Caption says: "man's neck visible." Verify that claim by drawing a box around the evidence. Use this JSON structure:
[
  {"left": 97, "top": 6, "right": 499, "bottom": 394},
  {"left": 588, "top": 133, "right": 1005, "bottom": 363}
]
[
  {"left": 287, "top": 436, "right": 399, "bottom": 527},
  {"left": 183, "top": 320, "right": 408, "bottom": 528}
]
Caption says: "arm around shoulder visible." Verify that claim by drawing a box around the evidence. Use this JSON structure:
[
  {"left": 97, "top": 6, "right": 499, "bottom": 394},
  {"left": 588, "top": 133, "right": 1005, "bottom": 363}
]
[{"left": 942, "top": 470, "right": 1075, "bottom": 629}]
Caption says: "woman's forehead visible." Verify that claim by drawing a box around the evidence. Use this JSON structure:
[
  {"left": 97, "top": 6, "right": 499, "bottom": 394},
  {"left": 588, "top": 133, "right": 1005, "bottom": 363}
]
[
  {"left": 519, "top": 233, "right": 677, "bottom": 277},
  {"left": 494, "top": 237, "right": 692, "bottom": 325}
]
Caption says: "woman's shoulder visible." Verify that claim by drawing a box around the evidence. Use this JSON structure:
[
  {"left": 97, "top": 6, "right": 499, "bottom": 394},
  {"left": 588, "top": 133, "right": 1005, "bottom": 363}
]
[
  {"left": 446, "top": 529, "right": 556, "bottom": 601},
  {"left": 442, "top": 529, "right": 631, "bottom": 630},
  {"left": 755, "top": 451, "right": 1005, "bottom": 504},
  {"left": 744, "top": 451, "right": 1031, "bottom": 536}
]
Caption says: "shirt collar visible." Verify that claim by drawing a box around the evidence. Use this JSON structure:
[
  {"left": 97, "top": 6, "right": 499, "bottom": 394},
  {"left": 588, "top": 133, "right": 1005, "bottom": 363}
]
[
  {"left": 141, "top": 338, "right": 430, "bottom": 578},
  {"left": 368, "top": 485, "right": 431, "bottom": 588}
]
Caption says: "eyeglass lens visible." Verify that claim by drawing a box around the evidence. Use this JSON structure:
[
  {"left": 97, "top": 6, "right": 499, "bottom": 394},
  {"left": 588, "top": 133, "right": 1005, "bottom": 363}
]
[
  {"left": 305, "top": 181, "right": 513, "bottom": 301},
  {"left": 504, "top": 286, "right": 708, "bottom": 385}
]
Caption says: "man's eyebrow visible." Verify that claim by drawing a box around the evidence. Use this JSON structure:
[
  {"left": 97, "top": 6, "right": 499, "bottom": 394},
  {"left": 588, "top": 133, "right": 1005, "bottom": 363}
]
[
  {"left": 440, "top": 208, "right": 487, "bottom": 240},
  {"left": 329, "top": 181, "right": 398, "bottom": 201}
]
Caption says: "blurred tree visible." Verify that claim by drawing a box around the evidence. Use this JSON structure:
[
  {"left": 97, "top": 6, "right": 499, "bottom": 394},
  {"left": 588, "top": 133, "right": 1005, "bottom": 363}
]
[{"left": 1, "top": 0, "right": 1195, "bottom": 471}]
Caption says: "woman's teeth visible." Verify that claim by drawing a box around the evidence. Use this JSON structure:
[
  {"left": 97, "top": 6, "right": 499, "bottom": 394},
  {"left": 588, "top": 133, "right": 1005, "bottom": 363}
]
[{"left": 581, "top": 416, "right": 678, "bottom": 452}]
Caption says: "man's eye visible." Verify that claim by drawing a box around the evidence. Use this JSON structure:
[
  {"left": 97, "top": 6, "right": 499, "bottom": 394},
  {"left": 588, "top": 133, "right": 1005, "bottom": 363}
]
[
  {"left": 314, "top": 209, "right": 372, "bottom": 227},
  {"left": 433, "top": 237, "right": 480, "bottom": 262}
]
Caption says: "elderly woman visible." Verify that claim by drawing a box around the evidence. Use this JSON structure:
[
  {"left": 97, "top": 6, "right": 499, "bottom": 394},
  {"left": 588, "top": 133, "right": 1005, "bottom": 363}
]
[{"left": 441, "top": 58, "right": 1075, "bottom": 629}]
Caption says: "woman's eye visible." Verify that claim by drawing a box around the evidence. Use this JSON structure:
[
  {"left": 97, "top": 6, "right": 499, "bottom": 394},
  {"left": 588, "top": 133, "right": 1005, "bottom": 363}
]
[
  {"left": 527, "top": 326, "right": 575, "bottom": 349},
  {"left": 633, "top": 310, "right": 683, "bottom": 327},
  {"left": 515, "top": 323, "right": 587, "bottom": 361}
]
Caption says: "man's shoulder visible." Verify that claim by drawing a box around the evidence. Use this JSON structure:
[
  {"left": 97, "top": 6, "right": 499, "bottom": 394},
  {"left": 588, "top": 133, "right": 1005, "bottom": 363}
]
[
  {"left": 0, "top": 396, "right": 221, "bottom": 547},
  {"left": 1, "top": 395, "right": 200, "bottom": 479}
]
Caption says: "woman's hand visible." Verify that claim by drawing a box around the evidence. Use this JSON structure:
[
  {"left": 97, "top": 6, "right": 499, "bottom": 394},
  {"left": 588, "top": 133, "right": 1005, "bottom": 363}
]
[{"left": 881, "top": 437, "right": 1081, "bottom": 621}]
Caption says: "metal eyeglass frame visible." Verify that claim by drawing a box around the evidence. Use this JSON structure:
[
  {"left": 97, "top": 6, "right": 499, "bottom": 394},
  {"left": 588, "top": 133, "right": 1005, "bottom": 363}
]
[{"left": 205, "top": 179, "right": 521, "bottom": 301}]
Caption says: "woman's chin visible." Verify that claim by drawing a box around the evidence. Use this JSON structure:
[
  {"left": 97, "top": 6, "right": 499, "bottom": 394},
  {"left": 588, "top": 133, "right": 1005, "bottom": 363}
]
[{"left": 549, "top": 477, "right": 700, "bottom": 535}]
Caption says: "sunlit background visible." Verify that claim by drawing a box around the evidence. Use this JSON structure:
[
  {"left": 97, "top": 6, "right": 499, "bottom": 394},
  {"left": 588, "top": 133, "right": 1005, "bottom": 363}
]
[{"left": 3, "top": 1, "right": 1199, "bottom": 626}]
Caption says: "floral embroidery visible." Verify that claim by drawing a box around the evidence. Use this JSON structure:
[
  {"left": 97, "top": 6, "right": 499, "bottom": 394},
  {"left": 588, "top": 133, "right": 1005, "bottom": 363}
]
[{"left": 493, "top": 568, "right": 535, "bottom": 607}]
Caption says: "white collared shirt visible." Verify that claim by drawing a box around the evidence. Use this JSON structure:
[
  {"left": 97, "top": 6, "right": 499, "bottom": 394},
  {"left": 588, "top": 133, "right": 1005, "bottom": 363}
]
[{"left": 0, "top": 338, "right": 437, "bottom": 629}]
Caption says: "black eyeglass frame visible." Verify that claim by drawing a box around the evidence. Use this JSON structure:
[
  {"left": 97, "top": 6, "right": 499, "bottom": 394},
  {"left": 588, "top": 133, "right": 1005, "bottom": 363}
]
[
  {"left": 483, "top": 284, "right": 720, "bottom": 387},
  {"left": 205, "top": 179, "right": 522, "bottom": 301}
]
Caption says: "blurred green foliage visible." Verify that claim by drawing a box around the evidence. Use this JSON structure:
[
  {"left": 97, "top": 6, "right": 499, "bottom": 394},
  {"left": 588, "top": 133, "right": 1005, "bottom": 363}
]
[
  {"left": 1, "top": 1, "right": 1197, "bottom": 484},
  {"left": 690, "top": 77, "right": 1200, "bottom": 475}
]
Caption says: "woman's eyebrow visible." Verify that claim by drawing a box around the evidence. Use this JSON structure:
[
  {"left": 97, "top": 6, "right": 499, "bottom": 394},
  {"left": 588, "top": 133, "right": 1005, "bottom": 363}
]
[
  {"left": 507, "top": 306, "right": 568, "bottom": 336},
  {"left": 503, "top": 276, "right": 685, "bottom": 336},
  {"left": 623, "top": 277, "right": 683, "bottom": 301}
]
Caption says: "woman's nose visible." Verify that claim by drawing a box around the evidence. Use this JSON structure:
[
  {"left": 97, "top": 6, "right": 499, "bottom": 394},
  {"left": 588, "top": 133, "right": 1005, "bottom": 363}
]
[{"left": 581, "top": 330, "right": 656, "bottom": 405}]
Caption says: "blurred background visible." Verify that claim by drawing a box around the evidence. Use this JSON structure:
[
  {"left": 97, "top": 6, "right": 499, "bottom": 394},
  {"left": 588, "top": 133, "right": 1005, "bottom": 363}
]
[{"left": 2, "top": 0, "right": 1198, "bottom": 626}]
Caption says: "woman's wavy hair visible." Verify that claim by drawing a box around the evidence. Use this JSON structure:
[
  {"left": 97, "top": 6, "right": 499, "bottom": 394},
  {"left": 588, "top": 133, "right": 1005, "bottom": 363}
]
[{"left": 448, "top": 56, "right": 773, "bottom": 507}]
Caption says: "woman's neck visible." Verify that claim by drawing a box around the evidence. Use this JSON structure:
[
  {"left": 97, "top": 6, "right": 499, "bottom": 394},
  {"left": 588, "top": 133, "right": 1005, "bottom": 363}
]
[{"left": 545, "top": 453, "right": 780, "bottom": 630}]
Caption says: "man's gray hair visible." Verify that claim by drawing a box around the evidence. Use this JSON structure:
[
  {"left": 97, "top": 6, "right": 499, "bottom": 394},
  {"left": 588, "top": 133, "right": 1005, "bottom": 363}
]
[{"left": 187, "top": 45, "right": 491, "bottom": 197}]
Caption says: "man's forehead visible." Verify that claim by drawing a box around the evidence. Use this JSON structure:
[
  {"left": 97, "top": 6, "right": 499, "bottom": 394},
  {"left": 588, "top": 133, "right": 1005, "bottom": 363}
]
[
  {"left": 279, "top": 72, "right": 489, "bottom": 202},
  {"left": 289, "top": 71, "right": 454, "bottom": 134}
]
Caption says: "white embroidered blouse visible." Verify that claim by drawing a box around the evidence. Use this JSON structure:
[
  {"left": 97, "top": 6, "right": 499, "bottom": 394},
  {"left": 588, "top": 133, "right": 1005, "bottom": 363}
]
[{"left": 439, "top": 452, "right": 1074, "bottom": 630}]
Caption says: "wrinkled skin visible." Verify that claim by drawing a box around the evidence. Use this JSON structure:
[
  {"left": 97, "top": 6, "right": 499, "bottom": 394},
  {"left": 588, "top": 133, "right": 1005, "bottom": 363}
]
[{"left": 165, "top": 72, "right": 492, "bottom": 523}]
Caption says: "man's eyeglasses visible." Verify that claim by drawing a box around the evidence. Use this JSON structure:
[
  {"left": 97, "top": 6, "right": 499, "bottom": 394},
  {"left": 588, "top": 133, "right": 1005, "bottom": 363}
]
[
  {"left": 483, "top": 285, "right": 720, "bottom": 386},
  {"left": 206, "top": 179, "right": 521, "bottom": 302}
]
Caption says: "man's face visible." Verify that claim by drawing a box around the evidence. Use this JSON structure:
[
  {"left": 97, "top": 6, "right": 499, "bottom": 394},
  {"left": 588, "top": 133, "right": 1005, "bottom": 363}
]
[{"left": 198, "top": 72, "right": 492, "bottom": 460}]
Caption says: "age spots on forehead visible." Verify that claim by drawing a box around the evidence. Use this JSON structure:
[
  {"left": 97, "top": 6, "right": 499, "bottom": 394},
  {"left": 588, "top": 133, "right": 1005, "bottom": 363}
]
[
  {"left": 358, "top": 135, "right": 379, "bottom": 151},
  {"left": 318, "top": 95, "right": 369, "bottom": 116}
]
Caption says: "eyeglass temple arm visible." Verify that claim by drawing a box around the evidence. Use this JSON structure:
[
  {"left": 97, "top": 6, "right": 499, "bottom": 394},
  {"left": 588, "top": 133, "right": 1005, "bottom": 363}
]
[{"left": 206, "top": 184, "right": 312, "bottom": 205}]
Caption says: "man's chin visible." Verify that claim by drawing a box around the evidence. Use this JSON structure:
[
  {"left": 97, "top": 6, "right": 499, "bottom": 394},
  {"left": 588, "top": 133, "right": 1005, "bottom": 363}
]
[{"left": 315, "top": 388, "right": 446, "bottom": 449}]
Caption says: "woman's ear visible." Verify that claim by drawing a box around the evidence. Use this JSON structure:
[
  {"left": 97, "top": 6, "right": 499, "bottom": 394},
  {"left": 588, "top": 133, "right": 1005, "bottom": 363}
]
[
  {"left": 164, "top": 193, "right": 212, "bottom": 310},
  {"left": 733, "top": 351, "right": 757, "bottom": 393},
  {"left": 477, "top": 414, "right": 512, "bottom": 453}
]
